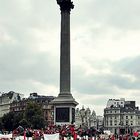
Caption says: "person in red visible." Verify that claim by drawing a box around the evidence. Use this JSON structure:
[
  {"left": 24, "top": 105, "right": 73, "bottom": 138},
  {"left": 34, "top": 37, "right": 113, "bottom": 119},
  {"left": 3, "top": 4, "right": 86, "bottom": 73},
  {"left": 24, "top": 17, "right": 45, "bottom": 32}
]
[
  {"left": 12, "top": 129, "right": 19, "bottom": 138},
  {"left": 60, "top": 128, "right": 66, "bottom": 140},
  {"left": 33, "top": 130, "right": 40, "bottom": 140},
  {"left": 44, "top": 127, "right": 51, "bottom": 134},
  {"left": 23, "top": 129, "right": 26, "bottom": 140},
  {"left": 133, "top": 131, "right": 139, "bottom": 137},
  {"left": 70, "top": 125, "right": 75, "bottom": 135},
  {"left": 111, "top": 134, "right": 115, "bottom": 140},
  {"left": 73, "top": 131, "right": 77, "bottom": 140}
]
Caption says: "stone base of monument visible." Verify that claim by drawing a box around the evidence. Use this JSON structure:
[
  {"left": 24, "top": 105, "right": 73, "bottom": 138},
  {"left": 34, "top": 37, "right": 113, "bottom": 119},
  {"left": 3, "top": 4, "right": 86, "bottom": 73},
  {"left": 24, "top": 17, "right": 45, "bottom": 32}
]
[
  {"left": 54, "top": 106, "right": 75, "bottom": 125},
  {"left": 52, "top": 93, "right": 78, "bottom": 125}
]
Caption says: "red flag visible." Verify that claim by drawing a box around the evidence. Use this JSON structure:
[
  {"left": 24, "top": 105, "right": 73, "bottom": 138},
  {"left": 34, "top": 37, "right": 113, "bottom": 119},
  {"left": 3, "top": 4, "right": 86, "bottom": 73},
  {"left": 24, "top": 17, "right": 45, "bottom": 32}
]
[
  {"left": 24, "top": 130, "right": 26, "bottom": 140},
  {"left": 73, "top": 132, "right": 77, "bottom": 140}
]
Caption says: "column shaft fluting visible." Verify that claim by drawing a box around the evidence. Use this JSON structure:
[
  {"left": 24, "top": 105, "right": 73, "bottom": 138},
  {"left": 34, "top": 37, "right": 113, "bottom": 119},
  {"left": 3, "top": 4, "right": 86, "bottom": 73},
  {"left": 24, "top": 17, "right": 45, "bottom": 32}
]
[{"left": 60, "top": 11, "right": 71, "bottom": 94}]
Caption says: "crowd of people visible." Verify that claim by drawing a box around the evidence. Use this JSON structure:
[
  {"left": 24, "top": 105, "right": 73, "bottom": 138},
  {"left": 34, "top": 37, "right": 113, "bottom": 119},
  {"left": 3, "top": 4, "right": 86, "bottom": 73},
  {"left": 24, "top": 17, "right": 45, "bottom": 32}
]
[
  {"left": 1, "top": 125, "right": 140, "bottom": 140},
  {"left": 12, "top": 124, "right": 103, "bottom": 140}
]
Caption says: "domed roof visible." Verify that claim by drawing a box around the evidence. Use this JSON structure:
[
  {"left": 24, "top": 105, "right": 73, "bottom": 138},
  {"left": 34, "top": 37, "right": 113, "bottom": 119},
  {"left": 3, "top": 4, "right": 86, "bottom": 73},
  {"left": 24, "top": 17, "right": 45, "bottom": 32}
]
[
  {"left": 92, "top": 110, "right": 96, "bottom": 116},
  {"left": 86, "top": 107, "right": 91, "bottom": 114}
]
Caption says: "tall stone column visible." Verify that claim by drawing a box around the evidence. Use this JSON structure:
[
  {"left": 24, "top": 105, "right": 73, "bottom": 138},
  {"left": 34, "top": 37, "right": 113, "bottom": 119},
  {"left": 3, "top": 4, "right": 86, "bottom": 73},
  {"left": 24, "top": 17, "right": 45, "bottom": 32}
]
[
  {"left": 60, "top": 4, "right": 71, "bottom": 95},
  {"left": 52, "top": 0, "right": 78, "bottom": 125},
  {"left": 58, "top": 0, "right": 73, "bottom": 96}
]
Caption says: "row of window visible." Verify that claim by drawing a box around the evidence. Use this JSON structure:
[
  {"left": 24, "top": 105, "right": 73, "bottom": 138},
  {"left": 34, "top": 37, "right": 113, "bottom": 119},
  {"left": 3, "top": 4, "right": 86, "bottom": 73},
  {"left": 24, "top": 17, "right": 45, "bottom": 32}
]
[
  {"left": 106, "top": 121, "right": 133, "bottom": 126},
  {"left": 105, "top": 110, "right": 119, "bottom": 113},
  {"left": 12, "top": 107, "right": 24, "bottom": 111},
  {"left": 105, "top": 115, "right": 133, "bottom": 120}
]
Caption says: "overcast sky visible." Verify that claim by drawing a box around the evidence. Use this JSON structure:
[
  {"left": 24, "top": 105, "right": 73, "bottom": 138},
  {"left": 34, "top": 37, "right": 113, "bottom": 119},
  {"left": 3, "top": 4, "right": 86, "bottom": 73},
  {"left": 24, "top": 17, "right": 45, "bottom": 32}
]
[{"left": 0, "top": 0, "right": 140, "bottom": 115}]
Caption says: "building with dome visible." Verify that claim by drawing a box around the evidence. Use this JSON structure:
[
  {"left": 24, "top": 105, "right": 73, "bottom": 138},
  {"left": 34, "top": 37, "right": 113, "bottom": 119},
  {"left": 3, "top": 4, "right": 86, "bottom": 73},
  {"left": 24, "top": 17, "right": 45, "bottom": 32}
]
[{"left": 75, "top": 107, "right": 103, "bottom": 129}]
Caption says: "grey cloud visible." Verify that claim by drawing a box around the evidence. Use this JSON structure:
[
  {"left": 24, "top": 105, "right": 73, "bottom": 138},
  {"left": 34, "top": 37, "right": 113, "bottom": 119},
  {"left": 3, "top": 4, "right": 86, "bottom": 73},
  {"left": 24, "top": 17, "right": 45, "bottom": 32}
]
[
  {"left": 0, "top": 0, "right": 60, "bottom": 84},
  {"left": 81, "top": 96, "right": 108, "bottom": 106},
  {"left": 114, "top": 56, "right": 140, "bottom": 78},
  {"left": 73, "top": 0, "right": 140, "bottom": 30},
  {"left": 0, "top": 44, "right": 59, "bottom": 84},
  {"left": 0, "top": 0, "right": 58, "bottom": 26},
  {"left": 107, "top": 73, "right": 140, "bottom": 90},
  {"left": 72, "top": 56, "right": 140, "bottom": 95},
  {"left": 72, "top": 66, "right": 118, "bottom": 95}
]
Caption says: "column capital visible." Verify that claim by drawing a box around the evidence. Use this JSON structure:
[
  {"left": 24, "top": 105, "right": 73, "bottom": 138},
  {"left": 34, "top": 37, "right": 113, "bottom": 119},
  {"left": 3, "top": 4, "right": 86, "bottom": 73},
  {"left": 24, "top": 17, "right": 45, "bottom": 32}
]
[{"left": 57, "top": 0, "right": 74, "bottom": 12}]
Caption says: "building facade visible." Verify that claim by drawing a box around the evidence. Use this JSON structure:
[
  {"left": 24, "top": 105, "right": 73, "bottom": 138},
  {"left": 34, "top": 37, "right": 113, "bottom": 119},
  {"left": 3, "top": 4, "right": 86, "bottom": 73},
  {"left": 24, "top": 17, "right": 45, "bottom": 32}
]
[
  {"left": 10, "top": 93, "right": 55, "bottom": 125},
  {"left": 104, "top": 98, "right": 140, "bottom": 134},
  {"left": 75, "top": 107, "right": 103, "bottom": 129},
  {"left": 0, "top": 91, "right": 24, "bottom": 118},
  {"left": 97, "top": 115, "right": 104, "bottom": 129}
]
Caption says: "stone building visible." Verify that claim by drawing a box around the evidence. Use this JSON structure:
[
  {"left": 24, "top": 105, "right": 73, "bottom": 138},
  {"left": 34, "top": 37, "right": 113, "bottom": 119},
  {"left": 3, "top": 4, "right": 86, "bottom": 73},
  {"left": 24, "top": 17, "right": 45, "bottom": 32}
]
[
  {"left": 75, "top": 107, "right": 103, "bottom": 129},
  {"left": 97, "top": 115, "right": 104, "bottom": 129},
  {"left": 104, "top": 98, "right": 140, "bottom": 134},
  {"left": 0, "top": 91, "right": 24, "bottom": 118},
  {"left": 10, "top": 93, "right": 55, "bottom": 125}
]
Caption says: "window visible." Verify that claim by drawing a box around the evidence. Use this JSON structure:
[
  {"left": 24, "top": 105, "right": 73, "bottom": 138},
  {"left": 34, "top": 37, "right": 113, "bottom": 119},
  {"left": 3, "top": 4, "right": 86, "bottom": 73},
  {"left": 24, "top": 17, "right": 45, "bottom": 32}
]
[
  {"left": 106, "top": 121, "right": 108, "bottom": 126},
  {"left": 131, "top": 116, "right": 133, "bottom": 119},
  {"left": 126, "top": 116, "right": 128, "bottom": 119},
  {"left": 114, "top": 120, "right": 117, "bottom": 126},
  {"left": 110, "top": 120, "right": 112, "bottom": 126},
  {"left": 126, "top": 121, "right": 128, "bottom": 125}
]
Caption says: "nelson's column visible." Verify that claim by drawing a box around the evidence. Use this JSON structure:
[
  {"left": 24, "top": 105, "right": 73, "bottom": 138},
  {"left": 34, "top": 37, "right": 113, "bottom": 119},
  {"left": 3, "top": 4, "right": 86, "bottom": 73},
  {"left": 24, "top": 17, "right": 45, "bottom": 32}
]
[{"left": 52, "top": 0, "right": 78, "bottom": 125}]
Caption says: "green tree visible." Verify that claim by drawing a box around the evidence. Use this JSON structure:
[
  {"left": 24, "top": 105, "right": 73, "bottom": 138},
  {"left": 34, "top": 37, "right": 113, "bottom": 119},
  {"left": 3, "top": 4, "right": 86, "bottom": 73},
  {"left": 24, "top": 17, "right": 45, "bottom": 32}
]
[
  {"left": 2, "top": 112, "right": 15, "bottom": 131},
  {"left": 19, "top": 119, "right": 29, "bottom": 128},
  {"left": 0, "top": 118, "right": 3, "bottom": 130},
  {"left": 31, "top": 115, "right": 45, "bottom": 129},
  {"left": 13, "top": 112, "right": 23, "bottom": 129},
  {"left": 24, "top": 102, "right": 45, "bottom": 129},
  {"left": 1, "top": 112, "right": 24, "bottom": 131}
]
